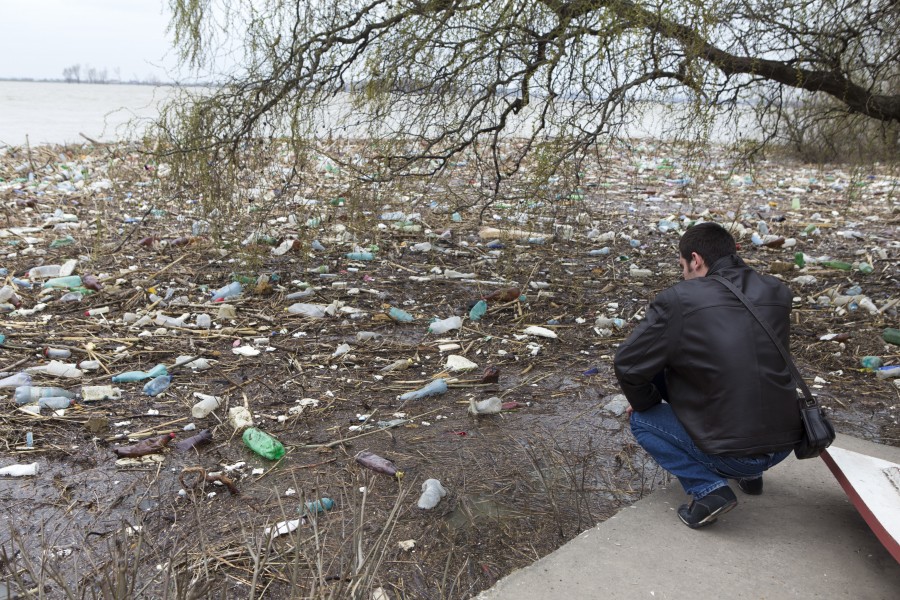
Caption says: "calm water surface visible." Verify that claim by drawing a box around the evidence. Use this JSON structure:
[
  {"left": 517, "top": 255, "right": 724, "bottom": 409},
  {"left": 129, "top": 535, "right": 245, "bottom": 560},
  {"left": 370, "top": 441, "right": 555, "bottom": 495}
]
[
  {"left": 0, "top": 81, "right": 177, "bottom": 147},
  {"left": 0, "top": 80, "right": 757, "bottom": 148}
]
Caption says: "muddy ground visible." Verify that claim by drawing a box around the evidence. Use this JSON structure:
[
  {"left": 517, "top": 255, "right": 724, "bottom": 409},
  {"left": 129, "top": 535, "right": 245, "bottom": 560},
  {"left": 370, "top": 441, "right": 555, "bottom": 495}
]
[{"left": 0, "top": 140, "right": 898, "bottom": 599}]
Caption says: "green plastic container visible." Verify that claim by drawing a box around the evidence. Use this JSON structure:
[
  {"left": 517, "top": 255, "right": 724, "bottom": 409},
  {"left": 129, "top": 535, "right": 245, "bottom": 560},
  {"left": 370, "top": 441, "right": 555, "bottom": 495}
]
[
  {"left": 243, "top": 427, "right": 285, "bottom": 460},
  {"left": 884, "top": 328, "right": 900, "bottom": 347},
  {"left": 821, "top": 260, "right": 851, "bottom": 271}
]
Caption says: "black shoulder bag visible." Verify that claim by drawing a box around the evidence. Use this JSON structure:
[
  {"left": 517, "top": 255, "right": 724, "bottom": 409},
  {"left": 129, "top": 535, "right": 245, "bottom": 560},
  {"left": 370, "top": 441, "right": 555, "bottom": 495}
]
[{"left": 710, "top": 275, "right": 836, "bottom": 459}]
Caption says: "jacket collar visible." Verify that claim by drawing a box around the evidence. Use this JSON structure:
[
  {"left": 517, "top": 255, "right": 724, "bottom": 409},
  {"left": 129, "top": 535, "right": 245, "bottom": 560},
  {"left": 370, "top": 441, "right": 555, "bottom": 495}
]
[{"left": 706, "top": 253, "right": 746, "bottom": 276}]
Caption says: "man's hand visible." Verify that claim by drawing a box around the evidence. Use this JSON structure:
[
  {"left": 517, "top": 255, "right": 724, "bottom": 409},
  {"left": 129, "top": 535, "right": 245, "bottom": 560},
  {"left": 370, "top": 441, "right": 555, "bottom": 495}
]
[{"left": 626, "top": 405, "right": 633, "bottom": 416}]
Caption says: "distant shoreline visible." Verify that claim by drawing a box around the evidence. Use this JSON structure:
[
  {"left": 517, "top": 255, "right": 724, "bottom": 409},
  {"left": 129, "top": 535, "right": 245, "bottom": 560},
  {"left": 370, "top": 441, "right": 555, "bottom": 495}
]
[{"left": 0, "top": 77, "right": 209, "bottom": 88}]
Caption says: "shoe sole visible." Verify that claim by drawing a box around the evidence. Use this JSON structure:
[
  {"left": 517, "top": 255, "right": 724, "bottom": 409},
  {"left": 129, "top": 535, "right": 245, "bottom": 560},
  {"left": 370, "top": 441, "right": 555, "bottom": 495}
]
[{"left": 679, "top": 499, "right": 738, "bottom": 529}]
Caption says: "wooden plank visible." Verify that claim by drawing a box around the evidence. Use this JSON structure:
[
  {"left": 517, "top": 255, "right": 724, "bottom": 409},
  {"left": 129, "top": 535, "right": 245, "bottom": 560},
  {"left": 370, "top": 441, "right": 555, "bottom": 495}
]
[{"left": 821, "top": 446, "right": 900, "bottom": 564}]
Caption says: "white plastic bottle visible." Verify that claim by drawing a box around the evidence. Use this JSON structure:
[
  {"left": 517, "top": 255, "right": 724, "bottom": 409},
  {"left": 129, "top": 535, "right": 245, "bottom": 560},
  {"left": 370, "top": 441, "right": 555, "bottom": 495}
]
[
  {"left": 0, "top": 463, "right": 39, "bottom": 477},
  {"left": 192, "top": 393, "right": 222, "bottom": 418}
]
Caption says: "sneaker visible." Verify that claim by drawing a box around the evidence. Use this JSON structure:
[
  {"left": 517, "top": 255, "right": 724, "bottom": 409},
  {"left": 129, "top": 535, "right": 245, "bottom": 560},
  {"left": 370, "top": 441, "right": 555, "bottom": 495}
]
[
  {"left": 738, "top": 476, "right": 763, "bottom": 495},
  {"left": 678, "top": 486, "right": 738, "bottom": 529}
]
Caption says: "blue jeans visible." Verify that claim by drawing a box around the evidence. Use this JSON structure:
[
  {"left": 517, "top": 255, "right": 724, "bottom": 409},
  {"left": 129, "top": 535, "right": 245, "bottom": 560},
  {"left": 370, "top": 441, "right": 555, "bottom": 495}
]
[{"left": 630, "top": 403, "right": 791, "bottom": 499}]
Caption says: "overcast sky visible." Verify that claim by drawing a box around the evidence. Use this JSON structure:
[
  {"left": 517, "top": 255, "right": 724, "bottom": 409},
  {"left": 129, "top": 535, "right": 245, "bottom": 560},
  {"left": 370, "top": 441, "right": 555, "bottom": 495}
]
[{"left": 1, "top": 1, "right": 178, "bottom": 81}]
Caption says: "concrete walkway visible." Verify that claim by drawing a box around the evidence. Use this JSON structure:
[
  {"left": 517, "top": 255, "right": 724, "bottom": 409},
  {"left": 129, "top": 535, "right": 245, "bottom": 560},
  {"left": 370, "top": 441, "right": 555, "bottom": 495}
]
[{"left": 478, "top": 434, "right": 900, "bottom": 600}]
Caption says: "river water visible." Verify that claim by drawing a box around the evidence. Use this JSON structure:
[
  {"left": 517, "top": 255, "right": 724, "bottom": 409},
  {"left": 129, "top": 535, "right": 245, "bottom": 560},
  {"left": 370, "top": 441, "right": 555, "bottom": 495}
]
[{"left": 0, "top": 80, "right": 757, "bottom": 148}]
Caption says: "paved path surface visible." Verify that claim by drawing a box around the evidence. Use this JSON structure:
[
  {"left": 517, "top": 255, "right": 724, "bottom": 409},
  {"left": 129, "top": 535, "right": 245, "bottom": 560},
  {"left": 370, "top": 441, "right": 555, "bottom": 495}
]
[{"left": 478, "top": 434, "right": 900, "bottom": 600}]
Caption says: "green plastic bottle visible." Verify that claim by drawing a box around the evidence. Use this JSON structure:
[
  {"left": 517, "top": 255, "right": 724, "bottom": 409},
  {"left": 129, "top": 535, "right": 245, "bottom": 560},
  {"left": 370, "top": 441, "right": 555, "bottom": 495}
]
[
  {"left": 821, "top": 260, "right": 852, "bottom": 271},
  {"left": 794, "top": 252, "right": 805, "bottom": 268},
  {"left": 42, "top": 275, "right": 82, "bottom": 289},
  {"left": 243, "top": 427, "right": 285, "bottom": 460},
  {"left": 884, "top": 328, "right": 900, "bottom": 347}
]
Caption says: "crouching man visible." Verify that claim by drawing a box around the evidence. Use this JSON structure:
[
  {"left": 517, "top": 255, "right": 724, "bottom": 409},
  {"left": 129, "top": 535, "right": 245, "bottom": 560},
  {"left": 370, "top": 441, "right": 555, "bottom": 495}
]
[{"left": 614, "top": 222, "right": 803, "bottom": 528}]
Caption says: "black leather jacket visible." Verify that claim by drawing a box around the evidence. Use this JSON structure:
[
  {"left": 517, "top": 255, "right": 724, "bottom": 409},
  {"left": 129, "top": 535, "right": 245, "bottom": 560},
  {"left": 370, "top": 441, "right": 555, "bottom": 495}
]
[{"left": 614, "top": 254, "right": 803, "bottom": 455}]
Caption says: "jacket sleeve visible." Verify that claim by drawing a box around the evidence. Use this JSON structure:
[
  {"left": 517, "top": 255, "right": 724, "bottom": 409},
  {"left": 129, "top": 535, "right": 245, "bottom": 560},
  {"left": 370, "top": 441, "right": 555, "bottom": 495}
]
[{"left": 613, "top": 288, "right": 681, "bottom": 412}]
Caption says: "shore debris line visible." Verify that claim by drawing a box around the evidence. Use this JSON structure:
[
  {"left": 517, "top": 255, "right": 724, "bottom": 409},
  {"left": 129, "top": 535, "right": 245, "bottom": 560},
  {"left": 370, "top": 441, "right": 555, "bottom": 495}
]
[{"left": 0, "top": 140, "right": 898, "bottom": 593}]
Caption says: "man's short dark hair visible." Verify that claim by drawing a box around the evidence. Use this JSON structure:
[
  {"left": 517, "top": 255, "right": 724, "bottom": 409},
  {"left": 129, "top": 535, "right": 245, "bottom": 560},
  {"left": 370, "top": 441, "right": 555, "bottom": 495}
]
[{"left": 679, "top": 222, "right": 737, "bottom": 265}]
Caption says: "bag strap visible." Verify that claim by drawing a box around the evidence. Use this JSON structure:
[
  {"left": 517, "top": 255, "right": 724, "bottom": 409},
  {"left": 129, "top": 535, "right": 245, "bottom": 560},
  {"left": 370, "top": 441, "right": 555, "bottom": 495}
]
[{"left": 709, "top": 274, "right": 816, "bottom": 407}]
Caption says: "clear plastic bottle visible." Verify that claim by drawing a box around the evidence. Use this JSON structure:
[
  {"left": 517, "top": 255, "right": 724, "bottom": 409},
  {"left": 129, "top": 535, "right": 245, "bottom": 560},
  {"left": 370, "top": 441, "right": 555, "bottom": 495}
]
[
  {"left": 243, "top": 427, "right": 285, "bottom": 460},
  {"left": 0, "top": 372, "right": 32, "bottom": 388},
  {"left": 142, "top": 375, "right": 172, "bottom": 396},
  {"left": 38, "top": 396, "right": 72, "bottom": 410},
  {"left": 28, "top": 265, "right": 62, "bottom": 279},
  {"left": 286, "top": 303, "right": 327, "bottom": 318},
  {"left": 211, "top": 281, "right": 242, "bottom": 302},
  {"left": 195, "top": 313, "right": 212, "bottom": 329},
  {"left": 15, "top": 386, "right": 74, "bottom": 405},
  {"left": 398, "top": 379, "right": 448, "bottom": 401}
]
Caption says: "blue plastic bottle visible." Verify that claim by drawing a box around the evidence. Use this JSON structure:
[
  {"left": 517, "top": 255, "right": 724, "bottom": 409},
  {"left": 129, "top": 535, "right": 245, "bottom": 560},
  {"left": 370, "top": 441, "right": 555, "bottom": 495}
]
[
  {"left": 143, "top": 375, "right": 172, "bottom": 396},
  {"left": 398, "top": 379, "right": 448, "bottom": 401}
]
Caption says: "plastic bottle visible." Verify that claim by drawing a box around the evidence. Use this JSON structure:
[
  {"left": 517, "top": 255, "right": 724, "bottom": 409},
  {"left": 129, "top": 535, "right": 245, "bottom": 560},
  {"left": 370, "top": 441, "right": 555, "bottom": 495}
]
[
  {"left": 287, "top": 303, "right": 328, "bottom": 318},
  {"left": 78, "top": 360, "right": 101, "bottom": 371},
  {"left": 355, "top": 451, "right": 402, "bottom": 478},
  {"left": 15, "top": 386, "right": 74, "bottom": 404},
  {"left": 484, "top": 287, "right": 522, "bottom": 303},
  {"left": 191, "top": 393, "right": 222, "bottom": 418},
  {"left": 112, "top": 370, "right": 151, "bottom": 383},
  {"left": 113, "top": 433, "right": 176, "bottom": 458},
  {"left": 44, "top": 347, "right": 72, "bottom": 359},
  {"left": 428, "top": 316, "right": 462, "bottom": 334},
  {"left": 211, "top": 281, "right": 242, "bottom": 302},
  {"left": 42, "top": 275, "right": 83, "bottom": 289},
  {"left": 417, "top": 479, "right": 448, "bottom": 509},
  {"left": 875, "top": 366, "right": 900, "bottom": 380},
  {"left": 356, "top": 331, "right": 382, "bottom": 342},
  {"left": 397, "top": 379, "right": 448, "bottom": 401},
  {"left": 147, "top": 364, "right": 169, "bottom": 378},
  {"left": 38, "top": 396, "right": 72, "bottom": 410},
  {"left": 26, "top": 361, "right": 82, "bottom": 378},
  {"left": 389, "top": 307, "right": 415, "bottom": 322},
  {"left": 84, "top": 307, "right": 110, "bottom": 317},
  {"left": 0, "top": 372, "right": 32, "bottom": 388},
  {"left": 243, "top": 427, "right": 286, "bottom": 460},
  {"left": 59, "top": 291, "right": 83, "bottom": 302},
  {"left": 26, "top": 432, "right": 33, "bottom": 448},
  {"left": 857, "top": 263, "right": 874, "bottom": 274},
  {"left": 143, "top": 375, "right": 172, "bottom": 396},
  {"left": 174, "top": 429, "right": 213, "bottom": 452},
  {"left": 155, "top": 314, "right": 187, "bottom": 328},
  {"left": 195, "top": 313, "right": 212, "bottom": 329},
  {"left": 821, "top": 260, "right": 852, "bottom": 271},
  {"left": 346, "top": 252, "right": 374, "bottom": 261},
  {"left": 28, "top": 265, "right": 62, "bottom": 279},
  {"left": 303, "top": 497, "right": 335, "bottom": 514},
  {"left": 883, "top": 328, "right": 900, "bottom": 346},
  {"left": 469, "top": 300, "right": 487, "bottom": 321},
  {"left": 0, "top": 463, "right": 39, "bottom": 477}
]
